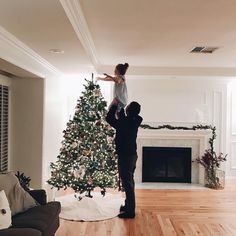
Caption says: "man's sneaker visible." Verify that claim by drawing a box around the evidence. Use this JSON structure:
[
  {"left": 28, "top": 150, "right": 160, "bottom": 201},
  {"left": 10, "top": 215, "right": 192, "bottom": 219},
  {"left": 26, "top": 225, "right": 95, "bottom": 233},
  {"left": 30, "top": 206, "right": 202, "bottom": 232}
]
[
  {"left": 118, "top": 212, "right": 135, "bottom": 219},
  {"left": 119, "top": 205, "right": 126, "bottom": 212}
]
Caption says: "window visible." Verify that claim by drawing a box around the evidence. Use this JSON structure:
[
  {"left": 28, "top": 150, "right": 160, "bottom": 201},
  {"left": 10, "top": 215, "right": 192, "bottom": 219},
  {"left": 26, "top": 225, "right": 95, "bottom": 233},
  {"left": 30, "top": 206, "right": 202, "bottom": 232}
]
[{"left": 0, "top": 85, "right": 9, "bottom": 171}]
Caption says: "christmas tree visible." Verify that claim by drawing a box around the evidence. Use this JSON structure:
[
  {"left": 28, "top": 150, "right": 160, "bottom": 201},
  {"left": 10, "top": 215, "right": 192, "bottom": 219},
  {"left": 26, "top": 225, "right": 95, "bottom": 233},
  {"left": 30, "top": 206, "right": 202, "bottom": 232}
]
[{"left": 47, "top": 77, "right": 118, "bottom": 198}]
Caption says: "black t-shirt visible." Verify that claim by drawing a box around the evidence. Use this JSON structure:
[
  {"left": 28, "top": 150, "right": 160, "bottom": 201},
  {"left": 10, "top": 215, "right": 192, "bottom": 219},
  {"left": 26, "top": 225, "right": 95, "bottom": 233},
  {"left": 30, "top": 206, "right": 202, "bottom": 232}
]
[{"left": 106, "top": 105, "right": 143, "bottom": 156}]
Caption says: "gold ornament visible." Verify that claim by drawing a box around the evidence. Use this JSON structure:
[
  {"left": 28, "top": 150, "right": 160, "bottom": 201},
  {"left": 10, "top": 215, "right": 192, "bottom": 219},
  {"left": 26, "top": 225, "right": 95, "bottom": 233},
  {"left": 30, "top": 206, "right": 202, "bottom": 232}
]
[
  {"left": 71, "top": 142, "right": 77, "bottom": 148},
  {"left": 87, "top": 177, "right": 93, "bottom": 185}
]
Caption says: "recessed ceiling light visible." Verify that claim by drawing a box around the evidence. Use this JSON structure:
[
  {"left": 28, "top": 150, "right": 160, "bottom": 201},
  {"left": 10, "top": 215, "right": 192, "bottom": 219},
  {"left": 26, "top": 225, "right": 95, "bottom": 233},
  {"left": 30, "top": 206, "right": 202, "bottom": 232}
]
[
  {"left": 190, "top": 46, "right": 219, "bottom": 54},
  {"left": 49, "top": 49, "right": 64, "bottom": 54}
]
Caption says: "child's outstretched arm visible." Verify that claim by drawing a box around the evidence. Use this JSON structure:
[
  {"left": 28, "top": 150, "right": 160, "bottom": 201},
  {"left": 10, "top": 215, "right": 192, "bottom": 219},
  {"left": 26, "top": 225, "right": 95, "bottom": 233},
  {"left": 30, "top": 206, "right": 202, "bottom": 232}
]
[
  {"left": 97, "top": 73, "right": 123, "bottom": 83},
  {"left": 96, "top": 74, "right": 114, "bottom": 81}
]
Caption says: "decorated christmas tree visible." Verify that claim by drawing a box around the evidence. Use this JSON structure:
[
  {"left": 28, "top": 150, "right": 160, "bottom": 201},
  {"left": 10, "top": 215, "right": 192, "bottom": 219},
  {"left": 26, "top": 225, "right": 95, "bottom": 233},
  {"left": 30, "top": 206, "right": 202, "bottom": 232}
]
[{"left": 47, "top": 77, "right": 118, "bottom": 198}]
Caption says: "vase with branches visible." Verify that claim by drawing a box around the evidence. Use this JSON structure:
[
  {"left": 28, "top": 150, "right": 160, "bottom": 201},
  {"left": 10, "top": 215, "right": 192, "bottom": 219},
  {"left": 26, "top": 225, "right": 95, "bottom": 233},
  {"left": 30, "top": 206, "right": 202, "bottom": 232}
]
[{"left": 196, "top": 149, "right": 227, "bottom": 189}]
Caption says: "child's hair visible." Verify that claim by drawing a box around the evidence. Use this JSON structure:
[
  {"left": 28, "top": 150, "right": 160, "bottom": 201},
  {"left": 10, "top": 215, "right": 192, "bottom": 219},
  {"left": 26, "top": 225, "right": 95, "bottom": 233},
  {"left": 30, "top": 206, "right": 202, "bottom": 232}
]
[{"left": 116, "top": 63, "right": 129, "bottom": 75}]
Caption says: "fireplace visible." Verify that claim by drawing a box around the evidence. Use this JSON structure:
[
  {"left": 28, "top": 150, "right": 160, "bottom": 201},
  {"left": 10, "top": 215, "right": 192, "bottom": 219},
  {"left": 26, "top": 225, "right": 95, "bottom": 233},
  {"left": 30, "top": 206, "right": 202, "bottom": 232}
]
[
  {"left": 142, "top": 146, "right": 192, "bottom": 183},
  {"left": 135, "top": 128, "right": 211, "bottom": 185}
]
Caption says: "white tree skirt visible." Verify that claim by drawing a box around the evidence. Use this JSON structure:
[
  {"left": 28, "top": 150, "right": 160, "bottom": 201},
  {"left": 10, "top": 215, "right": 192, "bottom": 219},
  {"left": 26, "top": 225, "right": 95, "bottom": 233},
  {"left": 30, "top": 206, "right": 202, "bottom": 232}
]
[{"left": 56, "top": 192, "right": 125, "bottom": 221}]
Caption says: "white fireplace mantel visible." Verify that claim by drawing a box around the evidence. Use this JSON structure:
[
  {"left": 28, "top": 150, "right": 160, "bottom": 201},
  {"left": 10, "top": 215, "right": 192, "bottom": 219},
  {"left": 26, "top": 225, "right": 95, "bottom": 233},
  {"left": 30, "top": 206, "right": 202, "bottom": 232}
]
[
  {"left": 136, "top": 128, "right": 212, "bottom": 185},
  {"left": 138, "top": 128, "right": 212, "bottom": 140}
]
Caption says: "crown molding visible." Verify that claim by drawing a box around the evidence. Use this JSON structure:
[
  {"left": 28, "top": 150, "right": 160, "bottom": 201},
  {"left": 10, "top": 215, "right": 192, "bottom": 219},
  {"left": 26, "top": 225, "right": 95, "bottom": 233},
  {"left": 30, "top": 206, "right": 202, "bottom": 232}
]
[
  {"left": 97, "top": 65, "right": 236, "bottom": 79},
  {"left": 59, "top": 0, "right": 100, "bottom": 69},
  {"left": 0, "top": 26, "right": 62, "bottom": 78}
]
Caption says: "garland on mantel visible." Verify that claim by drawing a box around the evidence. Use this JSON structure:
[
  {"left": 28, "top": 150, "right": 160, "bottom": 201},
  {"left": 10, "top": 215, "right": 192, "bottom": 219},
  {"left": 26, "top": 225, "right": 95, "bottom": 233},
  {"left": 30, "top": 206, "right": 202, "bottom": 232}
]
[{"left": 140, "top": 124, "right": 216, "bottom": 153}]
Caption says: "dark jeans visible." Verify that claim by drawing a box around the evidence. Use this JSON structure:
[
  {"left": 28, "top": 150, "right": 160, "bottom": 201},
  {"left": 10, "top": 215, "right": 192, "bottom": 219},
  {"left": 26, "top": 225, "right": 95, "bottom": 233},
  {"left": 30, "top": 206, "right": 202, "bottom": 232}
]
[{"left": 118, "top": 154, "right": 138, "bottom": 214}]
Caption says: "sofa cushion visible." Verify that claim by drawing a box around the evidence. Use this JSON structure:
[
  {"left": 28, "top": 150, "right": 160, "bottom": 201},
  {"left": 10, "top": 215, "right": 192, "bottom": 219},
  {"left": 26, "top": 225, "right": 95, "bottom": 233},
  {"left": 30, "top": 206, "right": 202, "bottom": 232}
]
[
  {"left": 12, "top": 201, "right": 61, "bottom": 235},
  {"left": 0, "top": 190, "right": 11, "bottom": 230},
  {"left": 0, "top": 172, "right": 37, "bottom": 216},
  {"left": 0, "top": 228, "right": 41, "bottom": 236}
]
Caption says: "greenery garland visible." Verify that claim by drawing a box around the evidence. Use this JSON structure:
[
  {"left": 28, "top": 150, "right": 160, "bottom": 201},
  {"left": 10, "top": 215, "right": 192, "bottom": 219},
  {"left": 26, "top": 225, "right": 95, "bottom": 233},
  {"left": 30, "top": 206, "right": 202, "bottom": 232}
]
[{"left": 140, "top": 124, "right": 216, "bottom": 153}]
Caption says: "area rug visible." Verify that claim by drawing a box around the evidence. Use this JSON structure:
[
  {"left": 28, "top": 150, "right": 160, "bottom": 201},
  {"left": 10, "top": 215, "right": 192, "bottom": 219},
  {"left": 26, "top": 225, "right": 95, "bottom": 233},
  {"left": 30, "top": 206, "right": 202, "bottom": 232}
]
[{"left": 56, "top": 192, "right": 124, "bottom": 221}]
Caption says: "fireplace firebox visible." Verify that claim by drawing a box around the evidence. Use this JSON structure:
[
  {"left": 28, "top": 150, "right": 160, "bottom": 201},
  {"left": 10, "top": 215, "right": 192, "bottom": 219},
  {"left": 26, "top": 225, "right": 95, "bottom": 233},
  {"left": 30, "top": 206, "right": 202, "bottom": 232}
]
[{"left": 142, "top": 147, "right": 192, "bottom": 183}]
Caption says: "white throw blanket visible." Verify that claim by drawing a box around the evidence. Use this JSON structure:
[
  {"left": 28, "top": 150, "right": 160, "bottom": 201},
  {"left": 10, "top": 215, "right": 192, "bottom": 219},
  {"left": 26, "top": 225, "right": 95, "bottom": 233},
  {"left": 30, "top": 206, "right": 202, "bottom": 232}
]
[{"left": 56, "top": 192, "right": 124, "bottom": 221}]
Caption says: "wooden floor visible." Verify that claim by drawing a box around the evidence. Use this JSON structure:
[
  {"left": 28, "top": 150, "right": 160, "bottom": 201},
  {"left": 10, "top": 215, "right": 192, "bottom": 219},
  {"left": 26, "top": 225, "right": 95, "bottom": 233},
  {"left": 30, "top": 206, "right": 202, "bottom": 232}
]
[{"left": 55, "top": 181, "right": 236, "bottom": 236}]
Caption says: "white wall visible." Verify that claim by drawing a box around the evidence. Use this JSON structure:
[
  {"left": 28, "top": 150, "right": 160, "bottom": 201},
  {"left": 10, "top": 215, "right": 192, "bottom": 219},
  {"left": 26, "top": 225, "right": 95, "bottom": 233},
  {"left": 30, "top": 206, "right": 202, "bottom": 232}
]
[
  {"left": 0, "top": 74, "right": 11, "bottom": 86},
  {"left": 42, "top": 75, "right": 63, "bottom": 197},
  {"left": 226, "top": 81, "right": 236, "bottom": 178},
  {"left": 127, "top": 76, "right": 228, "bottom": 172},
  {"left": 10, "top": 76, "right": 44, "bottom": 188}
]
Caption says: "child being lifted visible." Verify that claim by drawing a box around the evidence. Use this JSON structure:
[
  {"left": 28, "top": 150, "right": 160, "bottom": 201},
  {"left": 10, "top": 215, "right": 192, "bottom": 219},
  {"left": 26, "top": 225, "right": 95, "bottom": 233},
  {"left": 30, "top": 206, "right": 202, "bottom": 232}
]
[{"left": 96, "top": 63, "right": 129, "bottom": 112}]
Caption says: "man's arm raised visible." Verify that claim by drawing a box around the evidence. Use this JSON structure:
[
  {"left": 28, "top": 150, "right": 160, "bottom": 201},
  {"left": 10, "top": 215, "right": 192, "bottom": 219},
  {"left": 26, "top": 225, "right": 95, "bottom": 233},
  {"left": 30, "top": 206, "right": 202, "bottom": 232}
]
[{"left": 106, "top": 105, "right": 118, "bottom": 128}]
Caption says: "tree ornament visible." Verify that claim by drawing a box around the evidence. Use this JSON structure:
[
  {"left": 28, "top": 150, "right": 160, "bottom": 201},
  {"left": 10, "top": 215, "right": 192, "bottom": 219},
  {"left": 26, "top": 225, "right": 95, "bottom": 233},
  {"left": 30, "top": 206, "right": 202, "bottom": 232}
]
[
  {"left": 101, "top": 189, "right": 106, "bottom": 196},
  {"left": 71, "top": 142, "right": 77, "bottom": 148},
  {"left": 87, "top": 177, "right": 93, "bottom": 185},
  {"left": 95, "top": 120, "right": 102, "bottom": 126}
]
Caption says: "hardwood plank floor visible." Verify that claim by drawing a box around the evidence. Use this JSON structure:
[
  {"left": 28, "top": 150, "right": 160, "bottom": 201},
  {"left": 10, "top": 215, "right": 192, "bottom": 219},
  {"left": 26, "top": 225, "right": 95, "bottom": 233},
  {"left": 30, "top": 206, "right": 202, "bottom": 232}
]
[{"left": 55, "top": 181, "right": 236, "bottom": 236}]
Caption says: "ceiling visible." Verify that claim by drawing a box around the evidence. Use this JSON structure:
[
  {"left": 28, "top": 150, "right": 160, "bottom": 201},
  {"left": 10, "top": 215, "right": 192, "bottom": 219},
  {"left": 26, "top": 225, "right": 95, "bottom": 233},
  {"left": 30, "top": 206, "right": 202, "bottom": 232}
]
[{"left": 1, "top": 0, "right": 236, "bottom": 77}]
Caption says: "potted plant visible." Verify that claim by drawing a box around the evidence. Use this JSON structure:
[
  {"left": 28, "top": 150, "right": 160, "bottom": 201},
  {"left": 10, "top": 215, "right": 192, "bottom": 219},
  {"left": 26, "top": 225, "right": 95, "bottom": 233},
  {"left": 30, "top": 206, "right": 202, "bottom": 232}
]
[{"left": 196, "top": 149, "right": 227, "bottom": 189}]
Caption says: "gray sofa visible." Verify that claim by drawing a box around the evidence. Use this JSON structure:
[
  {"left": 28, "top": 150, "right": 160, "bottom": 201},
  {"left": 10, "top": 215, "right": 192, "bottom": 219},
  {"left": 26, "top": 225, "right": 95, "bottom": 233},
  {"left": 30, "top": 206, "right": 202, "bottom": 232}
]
[{"left": 0, "top": 189, "right": 61, "bottom": 236}]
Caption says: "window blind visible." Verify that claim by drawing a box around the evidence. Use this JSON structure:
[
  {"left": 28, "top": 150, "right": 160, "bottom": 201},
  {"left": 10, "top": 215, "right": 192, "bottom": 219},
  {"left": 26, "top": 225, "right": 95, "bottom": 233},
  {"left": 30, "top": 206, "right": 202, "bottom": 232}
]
[{"left": 0, "top": 85, "right": 9, "bottom": 172}]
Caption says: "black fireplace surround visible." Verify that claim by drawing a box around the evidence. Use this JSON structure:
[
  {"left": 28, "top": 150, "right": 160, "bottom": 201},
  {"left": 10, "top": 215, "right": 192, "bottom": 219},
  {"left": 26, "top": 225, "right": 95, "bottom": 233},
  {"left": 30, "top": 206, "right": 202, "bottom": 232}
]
[{"left": 142, "top": 146, "right": 192, "bottom": 183}]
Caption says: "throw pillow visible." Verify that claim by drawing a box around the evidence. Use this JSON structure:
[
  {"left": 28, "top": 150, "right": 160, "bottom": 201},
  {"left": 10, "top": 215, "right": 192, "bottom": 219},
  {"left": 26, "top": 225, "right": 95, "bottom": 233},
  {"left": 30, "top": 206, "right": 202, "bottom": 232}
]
[
  {"left": 0, "top": 190, "right": 11, "bottom": 229},
  {"left": 0, "top": 172, "right": 37, "bottom": 216}
]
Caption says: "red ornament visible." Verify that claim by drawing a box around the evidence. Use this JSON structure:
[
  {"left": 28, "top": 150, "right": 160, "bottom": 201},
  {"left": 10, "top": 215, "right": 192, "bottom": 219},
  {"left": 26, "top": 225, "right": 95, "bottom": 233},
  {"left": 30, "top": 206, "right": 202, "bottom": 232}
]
[{"left": 95, "top": 120, "right": 101, "bottom": 126}]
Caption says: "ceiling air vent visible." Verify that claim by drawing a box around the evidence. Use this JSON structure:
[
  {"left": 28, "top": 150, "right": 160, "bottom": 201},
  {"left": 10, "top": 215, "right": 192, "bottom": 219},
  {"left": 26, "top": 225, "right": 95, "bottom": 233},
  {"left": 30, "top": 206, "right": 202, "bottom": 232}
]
[{"left": 190, "top": 46, "right": 219, "bottom": 54}]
